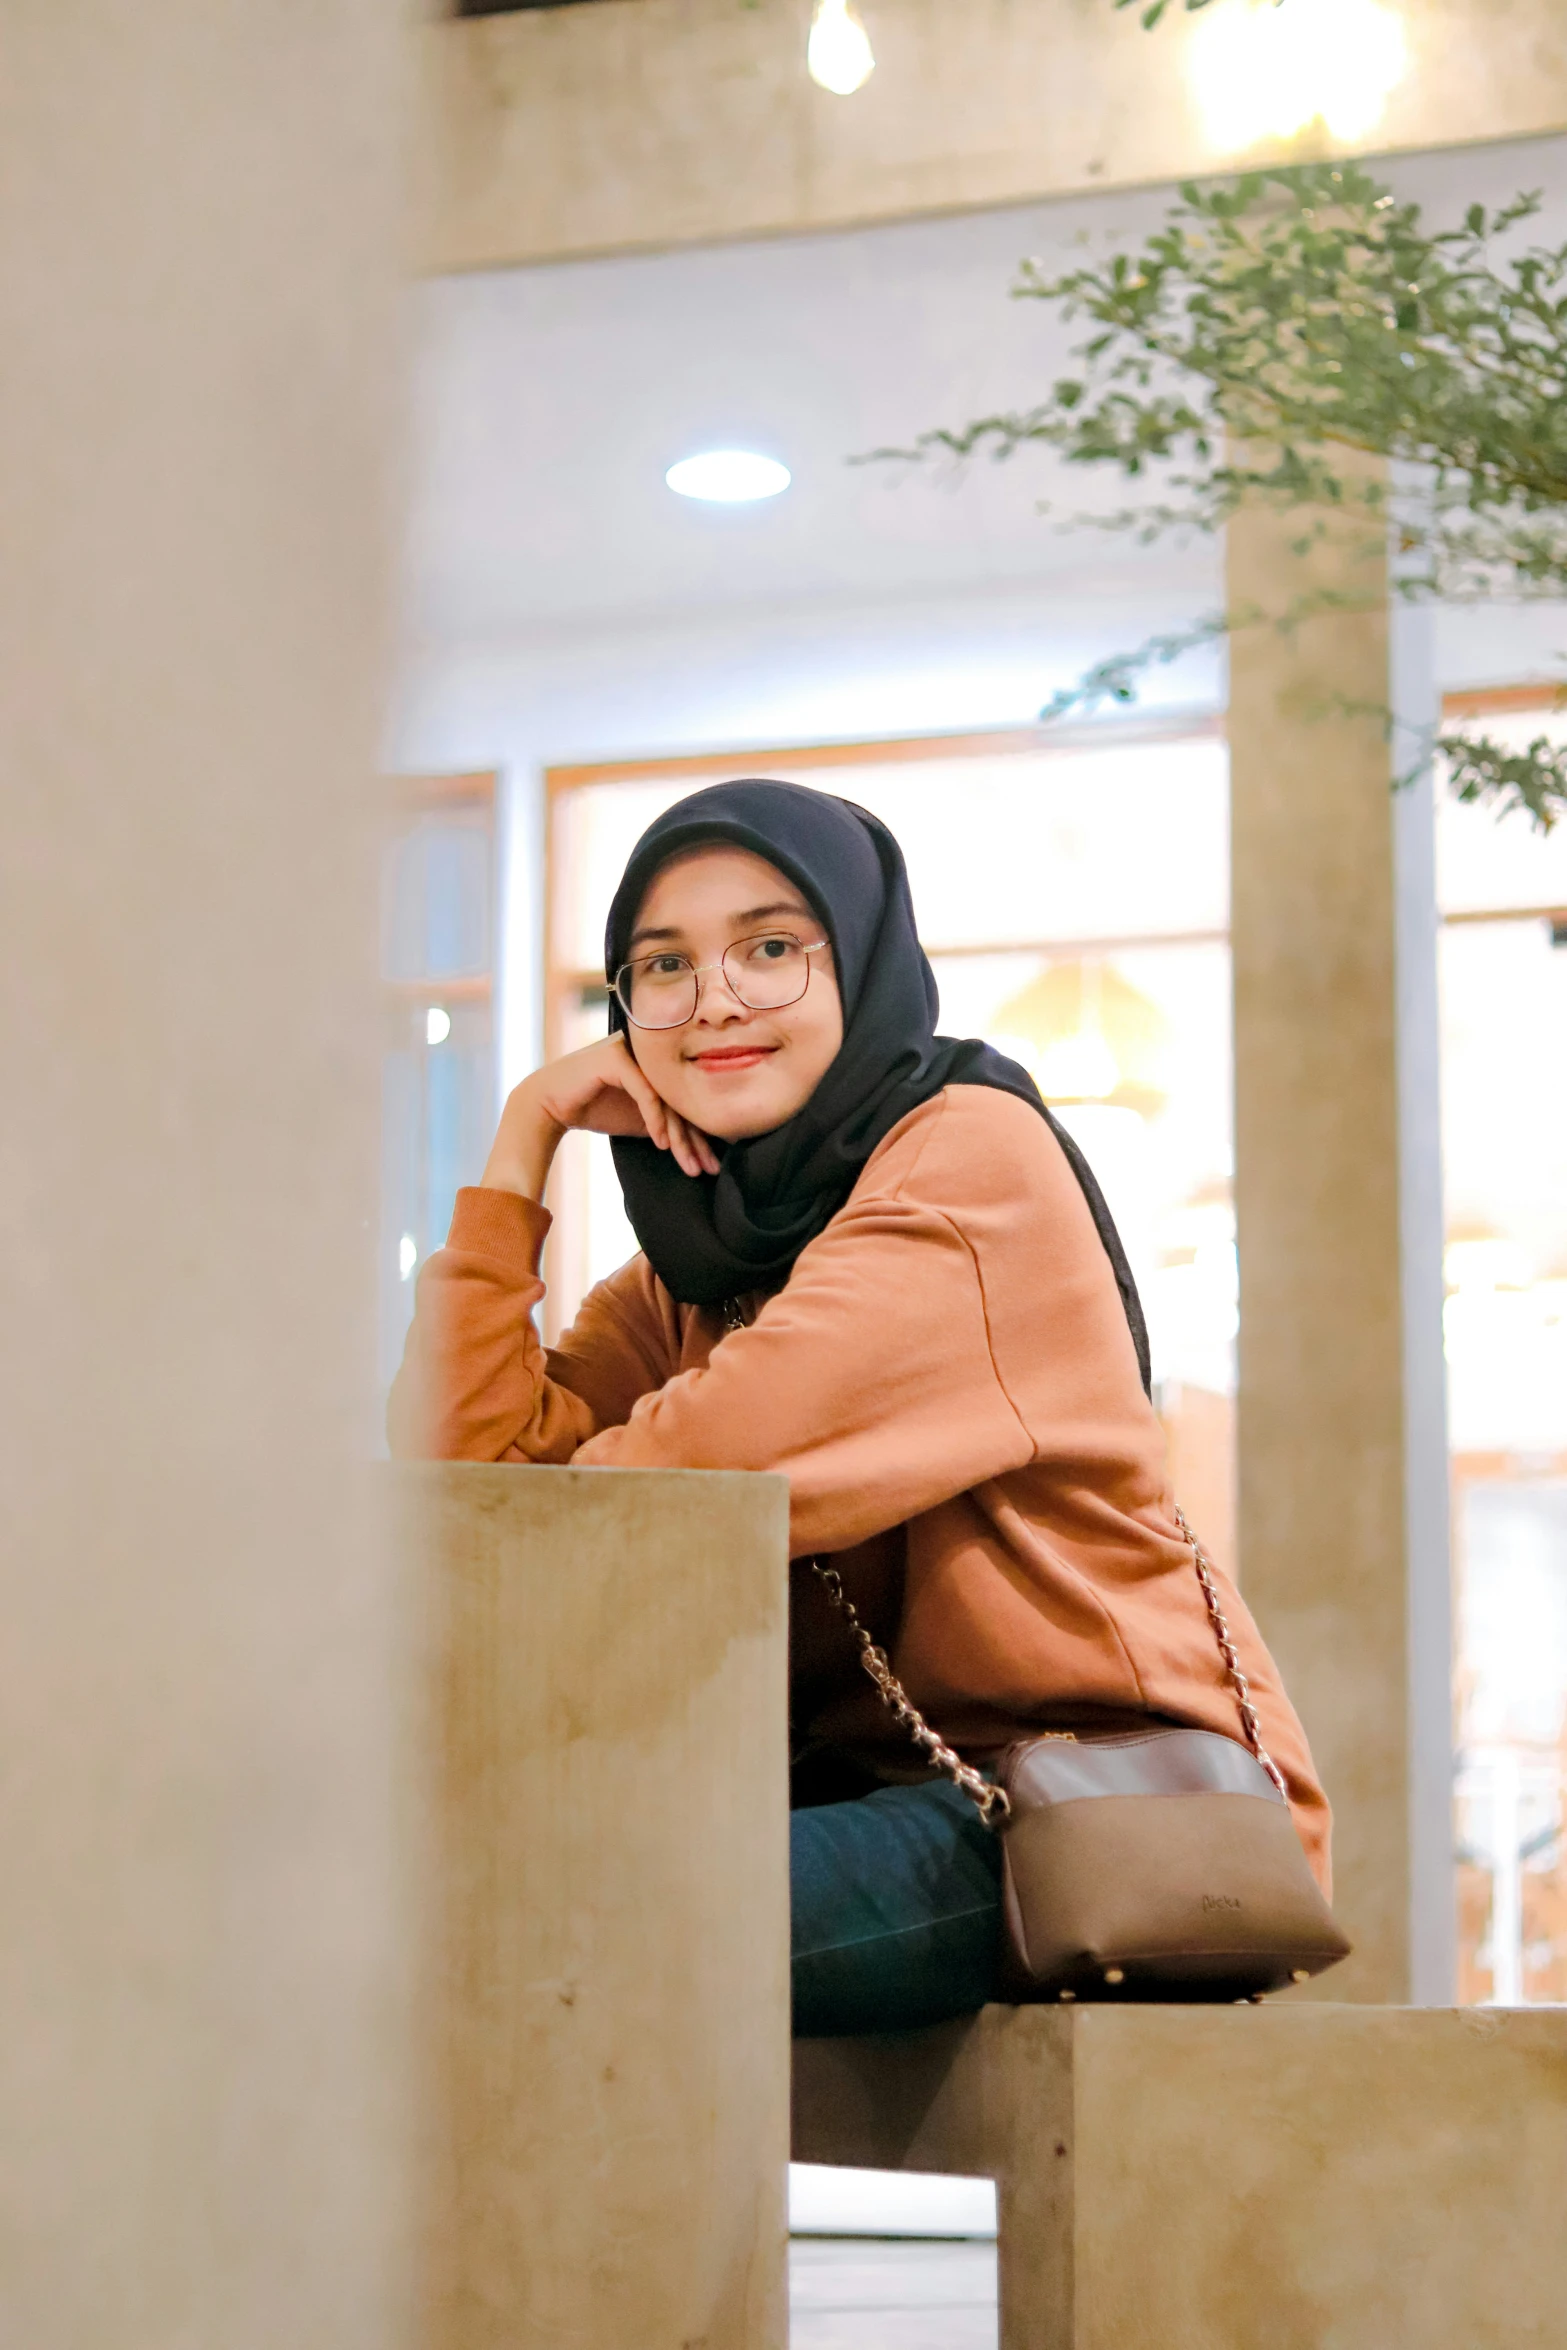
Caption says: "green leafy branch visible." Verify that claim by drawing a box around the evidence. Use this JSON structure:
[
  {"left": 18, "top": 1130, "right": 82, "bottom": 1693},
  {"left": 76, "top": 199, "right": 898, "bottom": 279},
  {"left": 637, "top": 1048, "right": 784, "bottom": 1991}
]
[
  {"left": 1438, "top": 724, "right": 1567, "bottom": 828},
  {"left": 1046, "top": 606, "right": 1567, "bottom": 831},
  {"left": 882, "top": 161, "right": 1567, "bottom": 827}
]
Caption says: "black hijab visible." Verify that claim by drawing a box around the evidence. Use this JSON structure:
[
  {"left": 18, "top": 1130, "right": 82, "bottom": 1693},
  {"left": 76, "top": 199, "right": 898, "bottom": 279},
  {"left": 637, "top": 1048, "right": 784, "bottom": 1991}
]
[{"left": 604, "top": 779, "right": 1151, "bottom": 1394}]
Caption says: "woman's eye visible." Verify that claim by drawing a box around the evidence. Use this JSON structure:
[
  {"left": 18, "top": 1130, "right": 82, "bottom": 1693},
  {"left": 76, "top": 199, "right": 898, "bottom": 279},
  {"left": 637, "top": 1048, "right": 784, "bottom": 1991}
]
[
  {"left": 748, "top": 934, "right": 798, "bottom": 963},
  {"left": 646, "top": 955, "right": 689, "bottom": 979}
]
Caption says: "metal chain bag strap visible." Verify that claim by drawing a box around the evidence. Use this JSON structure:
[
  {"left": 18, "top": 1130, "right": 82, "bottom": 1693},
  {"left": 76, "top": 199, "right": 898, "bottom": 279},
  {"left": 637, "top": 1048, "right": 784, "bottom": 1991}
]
[{"left": 810, "top": 1510, "right": 1351, "bottom": 2003}]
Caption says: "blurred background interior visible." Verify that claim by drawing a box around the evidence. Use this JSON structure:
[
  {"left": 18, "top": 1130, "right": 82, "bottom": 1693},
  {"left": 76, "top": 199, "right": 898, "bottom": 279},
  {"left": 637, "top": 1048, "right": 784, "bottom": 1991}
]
[{"left": 383, "top": 7, "right": 1567, "bottom": 2036}]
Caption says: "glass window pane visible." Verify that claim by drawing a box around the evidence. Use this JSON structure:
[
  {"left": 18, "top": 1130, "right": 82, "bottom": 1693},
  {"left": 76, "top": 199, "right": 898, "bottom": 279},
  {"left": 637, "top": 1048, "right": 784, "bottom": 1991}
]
[
  {"left": 1437, "top": 712, "right": 1567, "bottom": 917},
  {"left": 1454, "top": 1484, "right": 1567, "bottom": 2005},
  {"left": 380, "top": 991, "right": 496, "bottom": 1391},
  {"left": 383, "top": 806, "right": 493, "bottom": 980},
  {"left": 827, "top": 738, "right": 1229, "bottom": 952},
  {"left": 379, "top": 781, "right": 497, "bottom": 1396},
  {"left": 1441, "top": 919, "right": 1567, "bottom": 1448},
  {"left": 1442, "top": 908, "right": 1567, "bottom": 2003},
  {"left": 551, "top": 729, "right": 1229, "bottom": 973}
]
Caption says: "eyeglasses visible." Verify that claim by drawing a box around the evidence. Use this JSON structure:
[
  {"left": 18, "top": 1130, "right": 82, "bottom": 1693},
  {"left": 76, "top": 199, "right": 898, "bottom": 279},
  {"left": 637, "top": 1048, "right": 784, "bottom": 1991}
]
[{"left": 613, "top": 931, "right": 830, "bottom": 1031}]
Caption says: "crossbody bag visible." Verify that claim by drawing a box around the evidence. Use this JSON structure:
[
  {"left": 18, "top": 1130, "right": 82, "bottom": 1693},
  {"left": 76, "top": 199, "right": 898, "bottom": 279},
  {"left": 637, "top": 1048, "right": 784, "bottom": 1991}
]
[{"left": 809, "top": 1508, "right": 1351, "bottom": 2003}]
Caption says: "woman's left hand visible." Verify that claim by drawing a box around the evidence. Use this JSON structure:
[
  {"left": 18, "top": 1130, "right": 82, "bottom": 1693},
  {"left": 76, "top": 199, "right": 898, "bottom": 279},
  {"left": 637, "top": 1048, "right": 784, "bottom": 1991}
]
[{"left": 481, "top": 1034, "right": 721, "bottom": 1199}]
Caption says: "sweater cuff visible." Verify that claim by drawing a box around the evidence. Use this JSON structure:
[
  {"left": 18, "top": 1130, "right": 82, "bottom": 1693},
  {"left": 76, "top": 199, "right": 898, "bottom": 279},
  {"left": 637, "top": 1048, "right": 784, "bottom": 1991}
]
[{"left": 446, "top": 1185, "right": 552, "bottom": 1274}]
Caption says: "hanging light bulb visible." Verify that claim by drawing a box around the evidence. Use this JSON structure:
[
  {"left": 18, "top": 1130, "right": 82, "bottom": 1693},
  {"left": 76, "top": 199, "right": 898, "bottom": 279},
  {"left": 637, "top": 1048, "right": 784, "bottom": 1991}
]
[{"left": 808, "top": 0, "right": 875, "bottom": 96}]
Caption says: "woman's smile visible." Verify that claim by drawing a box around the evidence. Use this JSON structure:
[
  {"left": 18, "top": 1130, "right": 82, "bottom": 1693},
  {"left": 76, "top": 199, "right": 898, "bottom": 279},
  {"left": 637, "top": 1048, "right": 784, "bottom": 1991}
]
[{"left": 685, "top": 1043, "right": 779, "bottom": 1074}]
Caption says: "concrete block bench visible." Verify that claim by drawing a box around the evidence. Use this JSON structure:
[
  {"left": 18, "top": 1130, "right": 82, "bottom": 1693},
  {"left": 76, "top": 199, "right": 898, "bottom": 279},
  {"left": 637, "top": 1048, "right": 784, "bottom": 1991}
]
[
  {"left": 794, "top": 2001, "right": 1567, "bottom": 2349},
  {"left": 397, "top": 1463, "right": 793, "bottom": 2350}
]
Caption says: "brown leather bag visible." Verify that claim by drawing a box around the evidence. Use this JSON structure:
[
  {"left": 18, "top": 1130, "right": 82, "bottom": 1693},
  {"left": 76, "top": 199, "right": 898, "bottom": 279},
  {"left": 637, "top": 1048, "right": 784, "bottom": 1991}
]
[{"left": 812, "top": 1506, "right": 1351, "bottom": 2003}]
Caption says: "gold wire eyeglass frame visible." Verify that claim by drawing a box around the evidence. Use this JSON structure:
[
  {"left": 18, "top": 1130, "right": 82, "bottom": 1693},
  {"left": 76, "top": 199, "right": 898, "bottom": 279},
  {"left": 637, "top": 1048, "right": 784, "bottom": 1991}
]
[{"left": 613, "top": 934, "right": 830, "bottom": 1030}]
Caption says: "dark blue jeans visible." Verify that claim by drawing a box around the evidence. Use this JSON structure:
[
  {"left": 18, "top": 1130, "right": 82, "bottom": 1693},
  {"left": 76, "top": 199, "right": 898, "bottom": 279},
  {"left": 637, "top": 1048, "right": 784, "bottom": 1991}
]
[{"left": 790, "top": 1778, "right": 1005, "bottom": 2038}]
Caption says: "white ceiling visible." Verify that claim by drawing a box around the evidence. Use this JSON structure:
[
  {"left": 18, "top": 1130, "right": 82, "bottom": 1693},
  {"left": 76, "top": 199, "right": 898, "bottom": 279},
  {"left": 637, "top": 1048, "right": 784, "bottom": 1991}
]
[{"left": 401, "top": 133, "right": 1567, "bottom": 652}]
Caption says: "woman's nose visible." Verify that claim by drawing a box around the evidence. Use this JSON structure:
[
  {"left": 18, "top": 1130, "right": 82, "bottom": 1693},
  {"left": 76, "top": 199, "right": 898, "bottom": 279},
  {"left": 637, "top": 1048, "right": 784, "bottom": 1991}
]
[{"left": 692, "top": 962, "right": 749, "bottom": 1018}]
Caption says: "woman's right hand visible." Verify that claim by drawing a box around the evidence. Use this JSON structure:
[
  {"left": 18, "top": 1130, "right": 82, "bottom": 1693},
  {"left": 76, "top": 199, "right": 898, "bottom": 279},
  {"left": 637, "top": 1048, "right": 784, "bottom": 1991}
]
[{"left": 481, "top": 1035, "right": 720, "bottom": 1200}]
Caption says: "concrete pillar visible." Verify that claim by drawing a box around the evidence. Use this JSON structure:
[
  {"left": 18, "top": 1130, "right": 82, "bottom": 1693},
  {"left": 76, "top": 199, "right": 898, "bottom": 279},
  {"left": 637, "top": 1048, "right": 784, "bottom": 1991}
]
[
  {"left": 1227, "top": 470, "right": 1453, "bottom": 2003},
  {"left": 0, "top": 9, "right": 406, "bottom": 2346},
  {"left": 407, "top": 1464, "right": 791, "bottom": 2350}
]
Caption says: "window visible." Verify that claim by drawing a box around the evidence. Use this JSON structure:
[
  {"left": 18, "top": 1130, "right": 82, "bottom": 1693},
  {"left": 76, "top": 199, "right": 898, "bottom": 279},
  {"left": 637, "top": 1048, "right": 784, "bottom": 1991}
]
[
  {"left": 381, "top": 773, "right": 498, "bottom": 1392},
  {"left": 1438, "top": 693, "right": 1567, "bottom": 2002}
]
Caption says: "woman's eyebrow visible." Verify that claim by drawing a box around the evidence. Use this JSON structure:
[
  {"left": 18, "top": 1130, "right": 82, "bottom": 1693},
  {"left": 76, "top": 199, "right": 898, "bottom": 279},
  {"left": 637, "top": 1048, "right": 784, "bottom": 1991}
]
[
  {"left": 731, "top": 900, "right": 813, "bottom": 931},
  {"left": 626, "top": 900, "right": 813, "bottom": 952}
]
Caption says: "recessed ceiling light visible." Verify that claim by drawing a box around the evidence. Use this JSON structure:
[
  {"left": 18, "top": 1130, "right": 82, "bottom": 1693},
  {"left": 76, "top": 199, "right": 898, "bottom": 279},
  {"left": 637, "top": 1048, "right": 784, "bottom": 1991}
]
[{"left": 665, "top": 450, "right": 792, "bottom": 504}]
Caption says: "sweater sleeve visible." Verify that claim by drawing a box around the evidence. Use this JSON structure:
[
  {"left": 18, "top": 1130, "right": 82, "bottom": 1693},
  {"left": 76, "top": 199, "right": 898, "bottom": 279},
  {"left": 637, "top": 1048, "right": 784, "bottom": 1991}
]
[
  {"left": 386, "top": 1186, "right": 674, "bottom": 1462},
  {"left": 573, "top": 1134, "right": 1035, "bottom": 1554}
]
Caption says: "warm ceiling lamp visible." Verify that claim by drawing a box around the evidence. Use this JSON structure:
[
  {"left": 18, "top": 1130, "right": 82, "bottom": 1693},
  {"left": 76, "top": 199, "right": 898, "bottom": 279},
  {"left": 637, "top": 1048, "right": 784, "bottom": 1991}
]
[
  {"left": 990, "top": 961, "right": 1170, "bottom": 1118},
  {"left": 1189, "top": 0, "right": 1407, "bottom": 149},
  {"left": 808, "top": 0, "right": 875, "bottom": 95}
]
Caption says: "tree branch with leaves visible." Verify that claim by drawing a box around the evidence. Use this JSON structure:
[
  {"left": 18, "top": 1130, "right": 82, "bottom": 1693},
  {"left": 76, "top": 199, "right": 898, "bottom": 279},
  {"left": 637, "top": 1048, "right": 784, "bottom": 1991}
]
[{"left": 879, "top": 161, "right": 1567, "bottom": 829}]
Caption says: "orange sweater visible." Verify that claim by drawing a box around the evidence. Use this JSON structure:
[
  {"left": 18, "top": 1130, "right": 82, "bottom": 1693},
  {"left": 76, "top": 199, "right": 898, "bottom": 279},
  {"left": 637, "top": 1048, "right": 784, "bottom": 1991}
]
[{"left": 390, "top": 1085, "right": 1331, "bottom": 1890}]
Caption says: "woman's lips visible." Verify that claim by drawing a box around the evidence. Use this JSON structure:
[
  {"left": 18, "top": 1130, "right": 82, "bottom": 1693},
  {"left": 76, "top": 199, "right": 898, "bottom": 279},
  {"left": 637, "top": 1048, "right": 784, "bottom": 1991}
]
[{"left": 686, "top": 1046, "right": 777, "bottom": 1072}]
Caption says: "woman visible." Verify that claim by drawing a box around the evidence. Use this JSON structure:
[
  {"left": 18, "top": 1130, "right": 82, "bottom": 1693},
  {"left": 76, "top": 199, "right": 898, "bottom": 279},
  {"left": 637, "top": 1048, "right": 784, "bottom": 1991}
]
[{"left": 391, "top": 778, "right": 1330, "bottom": 2036}]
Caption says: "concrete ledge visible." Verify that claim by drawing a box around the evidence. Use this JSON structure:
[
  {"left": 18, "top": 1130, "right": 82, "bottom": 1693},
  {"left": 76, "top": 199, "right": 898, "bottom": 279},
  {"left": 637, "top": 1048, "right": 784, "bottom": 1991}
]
[
  {"left": 416, "top": 0, "right": 1567, "bottom": 274},
  {"left": 399, "top": 1464, "right": 791, "bottom": 2350},
  {"left": 795, "top": 2002, "right": 1567, "bottom": 2349}
]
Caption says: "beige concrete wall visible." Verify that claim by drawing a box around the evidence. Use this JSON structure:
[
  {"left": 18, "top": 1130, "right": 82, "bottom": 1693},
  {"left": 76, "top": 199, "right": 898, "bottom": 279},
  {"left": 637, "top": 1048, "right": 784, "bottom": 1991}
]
[
  {"left": 1226, "top": 476, "right": 1415, "bottom": 2003},
  {"left": 407, "top": 1464, "right": 790, "bottom": 2350},
  {"left": 0, "top": 8, "right": 407, "bottom": 2344},
  {"left": 418, "top": 0, "right": 1567, "bottom": 273}
]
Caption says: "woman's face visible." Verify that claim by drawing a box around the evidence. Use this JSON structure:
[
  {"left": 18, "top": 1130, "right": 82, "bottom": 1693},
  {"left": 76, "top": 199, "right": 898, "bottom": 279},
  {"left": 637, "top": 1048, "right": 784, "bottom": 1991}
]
[{"left": 621, "top": 846, "right": 844, "bottom": 1142}]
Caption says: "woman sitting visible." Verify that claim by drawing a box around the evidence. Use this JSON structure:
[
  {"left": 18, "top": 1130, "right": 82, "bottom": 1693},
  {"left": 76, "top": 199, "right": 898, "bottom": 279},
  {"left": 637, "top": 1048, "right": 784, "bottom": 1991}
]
[{"left": 391, "top": 778, "right": 1330, "bottom": 2036}]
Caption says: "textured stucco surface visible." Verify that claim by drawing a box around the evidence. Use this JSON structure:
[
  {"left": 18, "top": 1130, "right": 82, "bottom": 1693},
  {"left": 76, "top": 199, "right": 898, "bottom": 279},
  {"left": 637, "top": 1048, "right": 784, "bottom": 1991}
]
[{"left": 0, "top": 8, "right": 407, "bottom": 2341}]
